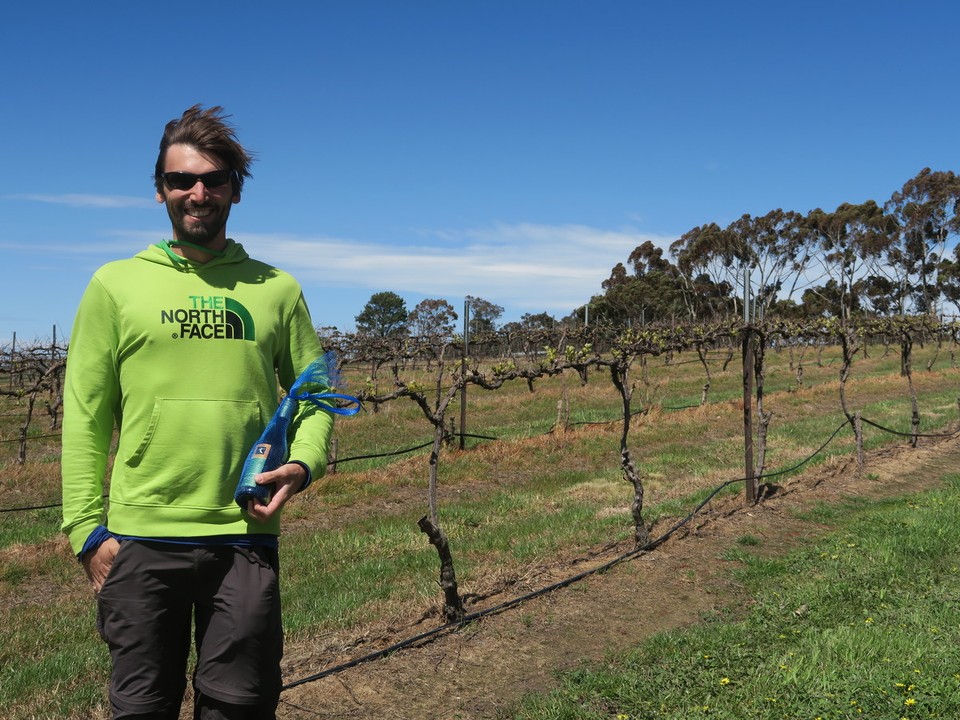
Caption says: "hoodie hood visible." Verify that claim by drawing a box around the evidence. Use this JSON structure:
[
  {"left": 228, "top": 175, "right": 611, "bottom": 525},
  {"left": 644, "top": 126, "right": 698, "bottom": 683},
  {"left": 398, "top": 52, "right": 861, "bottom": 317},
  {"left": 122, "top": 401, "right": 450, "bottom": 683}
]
[{"left": 136, "top": 238, "right": 250, "bottom": 271}]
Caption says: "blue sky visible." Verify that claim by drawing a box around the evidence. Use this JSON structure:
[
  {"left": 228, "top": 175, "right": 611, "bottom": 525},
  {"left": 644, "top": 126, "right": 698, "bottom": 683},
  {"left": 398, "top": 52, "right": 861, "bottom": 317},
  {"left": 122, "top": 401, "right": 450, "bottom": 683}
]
[{"left": 2, "top": 1, "right": 958, "bottom": 345}]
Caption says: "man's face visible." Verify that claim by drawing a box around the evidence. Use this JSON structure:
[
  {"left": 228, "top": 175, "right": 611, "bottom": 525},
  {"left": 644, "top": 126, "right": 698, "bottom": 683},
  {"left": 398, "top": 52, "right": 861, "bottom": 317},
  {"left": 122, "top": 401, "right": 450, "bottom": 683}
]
[{"left": 156, "top": 143, "right": 239, "bottom": 248}]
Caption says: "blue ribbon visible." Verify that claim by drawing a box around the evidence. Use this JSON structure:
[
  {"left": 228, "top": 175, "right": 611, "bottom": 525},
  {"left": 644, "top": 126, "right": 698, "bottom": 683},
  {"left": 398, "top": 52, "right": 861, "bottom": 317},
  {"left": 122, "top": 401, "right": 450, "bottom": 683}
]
[{"left": 298, "top": 391, "right": 362, "bottom": 416}]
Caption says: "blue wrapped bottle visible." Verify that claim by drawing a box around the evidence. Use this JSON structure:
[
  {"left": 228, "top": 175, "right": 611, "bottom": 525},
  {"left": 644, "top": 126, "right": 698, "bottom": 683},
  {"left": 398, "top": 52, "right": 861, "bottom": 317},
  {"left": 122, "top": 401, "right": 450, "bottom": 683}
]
[
  {"left": 234, "top": 395, "right": 299, "bottom": 506},
  {"left": 234, "top": 352, "right": 361, "bottom": 507}
]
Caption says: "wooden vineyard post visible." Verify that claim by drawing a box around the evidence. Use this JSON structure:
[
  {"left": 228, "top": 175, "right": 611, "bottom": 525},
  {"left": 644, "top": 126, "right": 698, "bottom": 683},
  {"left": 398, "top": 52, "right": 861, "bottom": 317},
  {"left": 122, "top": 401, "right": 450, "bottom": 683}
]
[
  {"left": 459, "top": 299, "right": 470, "bottom": 450},
  {"left": 743, "top": 325, "right": 757, "bottom": 505},
  {"left": 741, "top": 263, "right": 758, "bottom": 505}
]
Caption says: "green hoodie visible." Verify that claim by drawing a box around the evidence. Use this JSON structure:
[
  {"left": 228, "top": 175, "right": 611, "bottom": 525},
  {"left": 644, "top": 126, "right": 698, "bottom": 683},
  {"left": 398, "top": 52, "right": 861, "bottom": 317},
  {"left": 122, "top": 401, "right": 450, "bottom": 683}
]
[{"left": 61, "top": 240, "right": 333, "bottom": 555}]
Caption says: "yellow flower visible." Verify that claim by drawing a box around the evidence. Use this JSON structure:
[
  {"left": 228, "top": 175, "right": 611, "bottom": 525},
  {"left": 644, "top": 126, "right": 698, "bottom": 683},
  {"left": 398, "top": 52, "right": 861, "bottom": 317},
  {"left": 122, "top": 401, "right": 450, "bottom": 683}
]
[
  {"left": 905, "top": 698, "right": 916, "bottom": 706},
  {"left": 720, "top": 677, "right": 731, "bottom": 686}
]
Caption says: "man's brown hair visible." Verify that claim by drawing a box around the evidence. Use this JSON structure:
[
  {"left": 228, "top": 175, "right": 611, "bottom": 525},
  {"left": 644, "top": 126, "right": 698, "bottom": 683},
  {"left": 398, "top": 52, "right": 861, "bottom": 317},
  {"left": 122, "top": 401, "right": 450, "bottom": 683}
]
[{"left": 154, "top": 105, "right": 254, "bottom": 196}]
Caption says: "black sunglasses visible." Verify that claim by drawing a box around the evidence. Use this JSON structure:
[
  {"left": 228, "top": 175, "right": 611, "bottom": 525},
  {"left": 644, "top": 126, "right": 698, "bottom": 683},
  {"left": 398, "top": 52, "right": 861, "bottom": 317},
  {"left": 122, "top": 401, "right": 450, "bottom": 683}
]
[{"left": 161, "top": 169, "right": 235, "bottom": 191}]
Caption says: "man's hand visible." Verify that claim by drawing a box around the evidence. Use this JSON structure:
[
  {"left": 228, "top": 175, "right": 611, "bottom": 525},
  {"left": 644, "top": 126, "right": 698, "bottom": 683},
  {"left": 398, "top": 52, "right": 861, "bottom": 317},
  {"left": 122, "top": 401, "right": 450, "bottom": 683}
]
[
  {"left": 246, "top": 462, "right": 308, "bottom": 521},
  {"left": 83, "top": 537, "right": 120, "bottom": 593}
]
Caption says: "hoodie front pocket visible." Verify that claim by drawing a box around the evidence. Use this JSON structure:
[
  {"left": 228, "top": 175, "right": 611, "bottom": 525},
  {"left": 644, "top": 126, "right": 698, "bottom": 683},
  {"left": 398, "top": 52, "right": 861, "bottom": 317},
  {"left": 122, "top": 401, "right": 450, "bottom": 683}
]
[{"left": 121, "top": 397, "right": 262, "bottom": 509}]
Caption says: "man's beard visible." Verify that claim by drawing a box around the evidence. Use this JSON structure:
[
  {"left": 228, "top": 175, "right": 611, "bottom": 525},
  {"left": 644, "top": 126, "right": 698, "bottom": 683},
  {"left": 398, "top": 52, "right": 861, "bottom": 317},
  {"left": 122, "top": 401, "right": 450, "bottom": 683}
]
[{"left": 165, "top": 199, "right": 231, "bottom": 246}]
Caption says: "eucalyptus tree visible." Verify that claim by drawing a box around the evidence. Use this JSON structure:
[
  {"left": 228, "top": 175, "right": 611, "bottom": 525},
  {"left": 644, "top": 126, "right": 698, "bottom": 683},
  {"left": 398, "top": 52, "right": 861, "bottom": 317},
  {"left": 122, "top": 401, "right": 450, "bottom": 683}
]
[
  {"left": 855, "top": 275, "right": 899, "bottom": 316},
  {"left": 670, "top": 223, "right": 739, "bottom": 319},
  {"left": 800, "top": 279, "right": 856, "bottom": 318},
  {"left": 408, "top": 298, "right": 458, "bottom": 338},
  {"left": 670, "top": 210, "right": 812, "bottom": 321},
  {"left": 883, "top": 167, "right": 960, "bottom": 315},
  {"left": 938, "top": 247, "right": 960, "bottom": 315},
  {"left": 517, "top": 311, "right": 557, "bottom": 331},
  {"left": 464, "top": 295, "right": 504, "bottom": 335},
  {"left": 732, "top": 209, "right": 815, "bottom": 318},
  {"left": 596, "top": 241, "right": 686, "bottom": 325},
  {"left": 805, "top": 201, "right": 886, "bottom": 321}
]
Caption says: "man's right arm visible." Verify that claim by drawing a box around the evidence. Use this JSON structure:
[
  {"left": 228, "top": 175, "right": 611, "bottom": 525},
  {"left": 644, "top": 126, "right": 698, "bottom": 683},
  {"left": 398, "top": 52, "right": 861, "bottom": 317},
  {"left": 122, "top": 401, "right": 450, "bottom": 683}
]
[{"left": 61, "top": 276, "right": 121, "bottom": 557}]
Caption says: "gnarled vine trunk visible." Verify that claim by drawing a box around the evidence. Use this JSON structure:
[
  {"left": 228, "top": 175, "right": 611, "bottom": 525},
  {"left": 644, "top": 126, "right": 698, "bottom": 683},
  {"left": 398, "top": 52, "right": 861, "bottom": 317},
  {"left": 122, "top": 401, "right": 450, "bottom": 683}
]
[
  {"left": 609, "top": 358, "right": 650, "bottom": 547},
  {"left": 417, "top": 514, "right": 465, "bottom": 623}
]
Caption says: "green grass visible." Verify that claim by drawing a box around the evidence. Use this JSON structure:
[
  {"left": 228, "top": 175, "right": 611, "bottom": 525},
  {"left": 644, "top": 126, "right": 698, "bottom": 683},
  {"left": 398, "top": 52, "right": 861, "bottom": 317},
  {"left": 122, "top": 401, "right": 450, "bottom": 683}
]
[
  {"left": 0, "top": 340, "right": 958, "bottom": 717},
  {"left": 510, "top": 477, "right": 960, "bottom": 719},
  {"left": 0, "top": 596, "right": 108, "bottom": 717},
  {"left": 281, "top": 484, "right": 633, "bottom": 634},
  {"left": 0, "top": 506, "right": 61, "bottom": 547}
]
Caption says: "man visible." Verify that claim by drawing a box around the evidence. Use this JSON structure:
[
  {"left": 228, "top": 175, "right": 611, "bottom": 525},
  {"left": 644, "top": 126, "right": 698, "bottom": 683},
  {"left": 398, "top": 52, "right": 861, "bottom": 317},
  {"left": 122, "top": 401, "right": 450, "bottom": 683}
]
[{"left": 61, "top": 105, "right": 334, "bottom": 719}]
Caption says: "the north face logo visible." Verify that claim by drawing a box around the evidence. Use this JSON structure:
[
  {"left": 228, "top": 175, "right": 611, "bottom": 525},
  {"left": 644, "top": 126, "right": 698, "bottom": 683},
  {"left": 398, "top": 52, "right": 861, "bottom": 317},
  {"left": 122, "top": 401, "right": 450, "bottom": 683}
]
[{"left": 160, "top": 296, "right": 256, "bottom": 341}]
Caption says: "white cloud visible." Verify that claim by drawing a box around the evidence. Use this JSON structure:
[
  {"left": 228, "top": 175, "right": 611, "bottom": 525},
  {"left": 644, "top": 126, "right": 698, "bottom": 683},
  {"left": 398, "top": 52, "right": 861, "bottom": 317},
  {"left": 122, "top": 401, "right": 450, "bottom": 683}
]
[
  {"left": 0, "top": 229, "right": 165, "bottom": 256},
  {"left": 239, "top": 222, "right": 677, "bottom": 318},
  {"left": 4, "top": 193, "right": 154, "bottom": 209}
]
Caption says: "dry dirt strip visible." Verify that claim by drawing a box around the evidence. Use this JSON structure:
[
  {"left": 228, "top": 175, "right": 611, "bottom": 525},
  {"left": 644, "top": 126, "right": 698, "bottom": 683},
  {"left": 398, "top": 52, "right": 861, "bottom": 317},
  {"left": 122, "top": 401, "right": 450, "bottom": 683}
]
[{"left": 276, "top": 434, "right": 960, "bottom": 720}]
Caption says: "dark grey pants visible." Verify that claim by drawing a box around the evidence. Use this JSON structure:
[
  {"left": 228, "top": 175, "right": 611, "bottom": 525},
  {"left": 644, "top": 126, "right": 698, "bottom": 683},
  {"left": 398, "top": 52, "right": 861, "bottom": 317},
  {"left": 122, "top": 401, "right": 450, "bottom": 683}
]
[{"left": 96, "top": 541, "right": 282, "bottom": 720}]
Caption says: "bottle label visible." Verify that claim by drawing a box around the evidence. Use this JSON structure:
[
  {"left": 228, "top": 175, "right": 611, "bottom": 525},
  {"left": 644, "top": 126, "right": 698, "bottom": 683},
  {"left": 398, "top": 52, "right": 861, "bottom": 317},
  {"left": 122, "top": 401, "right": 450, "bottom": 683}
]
[{"left": 246, "top": 443, "right": 272, "bottom": 475}]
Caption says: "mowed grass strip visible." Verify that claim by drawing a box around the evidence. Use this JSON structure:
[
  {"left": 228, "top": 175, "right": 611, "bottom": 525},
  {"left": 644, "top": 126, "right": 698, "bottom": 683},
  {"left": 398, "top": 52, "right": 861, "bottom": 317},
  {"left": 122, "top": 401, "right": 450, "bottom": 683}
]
[{"left": 510, "top": 475, "right": 960, "bottom": 719}]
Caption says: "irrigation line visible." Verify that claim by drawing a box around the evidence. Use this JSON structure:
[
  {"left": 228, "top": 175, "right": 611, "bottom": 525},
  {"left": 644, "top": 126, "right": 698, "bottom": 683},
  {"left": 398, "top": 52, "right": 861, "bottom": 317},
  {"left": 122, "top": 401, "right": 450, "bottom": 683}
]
[
  {"left": 0, "top": 501, "right": 62, "bottom": 513},
  {"left": 754, "top": 420, "right": 849, "bottom": 480},
  {"left": 331, "top": 440, "right": 436, "bottom": 464},
  {"left": 572, "top": 409, "right": 647, "bottom": 427},
  {"left": 331, "top": 433, "right": 498, "bottom": 466},
  {"left": 860, "top": 416, "right": 959, "bottom": 440},
  {"left": 281, "top": 418, "right": 853, "bottom": 694},
  {"left": 571, "top": 401, "right": 706, "bottom": 426},
  {"left": 0, "top": 432, "right": 62, "bottom": 445}
]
